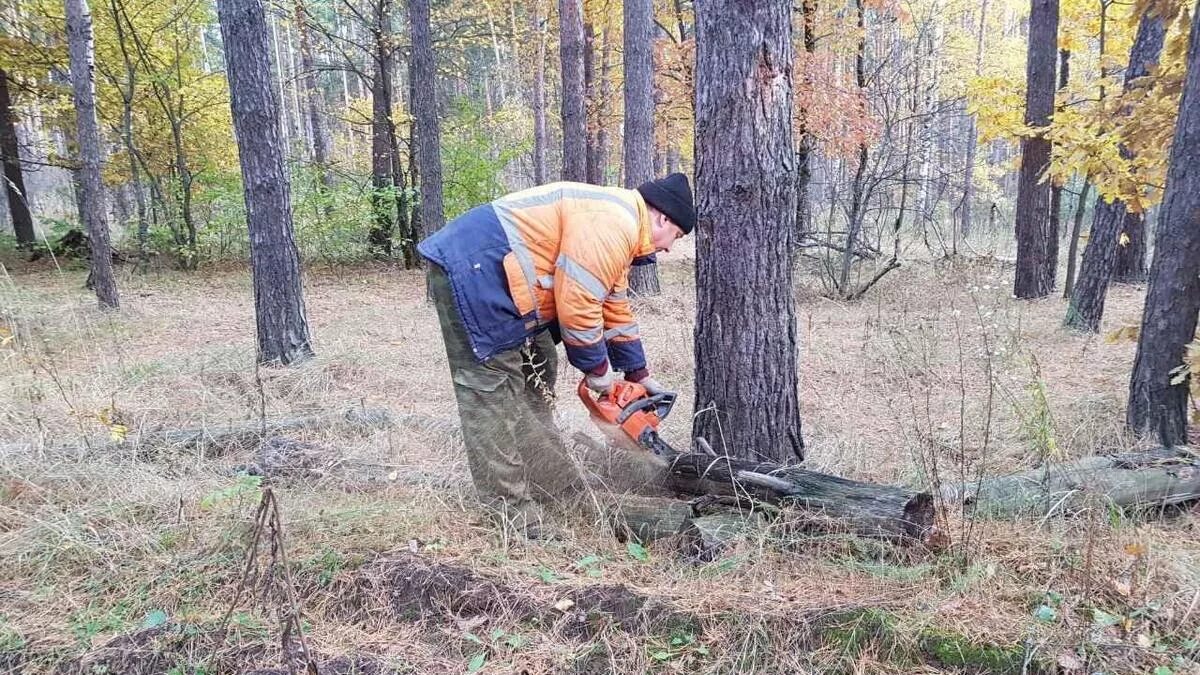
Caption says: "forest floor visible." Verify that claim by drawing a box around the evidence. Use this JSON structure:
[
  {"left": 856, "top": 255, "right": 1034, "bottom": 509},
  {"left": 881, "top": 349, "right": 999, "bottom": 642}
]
[{"left": 1, "top": 243, "right": 1198, "bottom": 674}]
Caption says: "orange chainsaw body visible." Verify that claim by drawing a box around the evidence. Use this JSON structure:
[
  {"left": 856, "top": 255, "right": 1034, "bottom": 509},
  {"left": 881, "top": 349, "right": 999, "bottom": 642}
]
[{"left": 577, "top": 379, "right": 677, "bottom": 455}]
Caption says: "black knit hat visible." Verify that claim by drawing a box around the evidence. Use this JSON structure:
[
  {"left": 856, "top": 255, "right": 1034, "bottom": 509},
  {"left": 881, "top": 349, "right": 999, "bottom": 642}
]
[{"left": 636, "top": 173, "right": 696, "bottom": 234}]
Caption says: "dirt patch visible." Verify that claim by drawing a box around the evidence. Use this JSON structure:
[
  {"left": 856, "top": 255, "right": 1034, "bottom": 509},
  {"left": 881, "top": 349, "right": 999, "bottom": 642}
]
[
  {"left": 331, "top": 552, "right": 538, "bottom": 625},
  {"left": 560, "top": 583, "right": 695, "bottom": 639}
]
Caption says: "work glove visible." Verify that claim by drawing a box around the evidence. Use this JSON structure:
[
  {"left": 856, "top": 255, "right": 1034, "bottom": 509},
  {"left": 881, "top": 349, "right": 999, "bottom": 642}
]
[
  {"left": 637, "top": 376, "right": 668, "bottom": 396},
  {"left": 585, "top": 363, "right": 615, "bottom": 394},
  {"left": 625, "top": 368, "right": 668, "bottom": 396}
]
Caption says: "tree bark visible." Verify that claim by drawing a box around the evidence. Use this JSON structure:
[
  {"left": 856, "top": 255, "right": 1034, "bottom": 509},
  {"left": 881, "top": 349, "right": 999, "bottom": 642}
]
[
  {"left": 0, "top": 69, "right": 35, "bottom": 248},
  {"left": 623, "top": 0, "right": 660, "bottom": 295},
  {"left": 1046, "top": 48, "right": 1070, "bottom": 288},
  {"left": 65, "top": 0, "right": 119, "bottom": 309},
  {"left": 1127, "top": 7, "right": 1200, "bottom": 446},
  {"left": 1062, "top": 179, "right": 1089, "bottom": 298},
  {"left": 558, "top": 0, "right": 586, "bottom": 181},
  {"left": 693, "top": 0, "right": 803, "bottom": 463},
  {"left": 583, "top": 20, "right": 599, "bottom": 184},
  {"left": 293, "top": 0, "right": 334, "bottom": 191},
  {"left": 960, "top": 0, "right": 988, "bottom": 237},
  {"left": 795, "top": 0, "right": 817, "bottom": 242},
  {"left": 1012, "top": 0, "right": 1058, "bottom": 299},
  {"left": 409, "top": 0, "right": 444, "bottom": 244},
  {"left": 1113, "top": 214, "right": 1147, "bottom": 283},
  {"left": 837, "top": 0, "right": 868, "bottom": 295},
  {"left": 531, "top": 2, "right": 548, "bottom": 184},
  {"left": 367, "top": 1, "right": 395, "bottom": 257},
  {"left": 216, "top": 0, "right": 314, "bottom": 365},
  {"left": 943, "top": 448, "right": 1200, "bottom": 518},
  {"left": 1065, "top": 13, "right": 1165, "bottom": 331},
  {"left": 666, "top": 454, "right": 934, "bottom": 542}
]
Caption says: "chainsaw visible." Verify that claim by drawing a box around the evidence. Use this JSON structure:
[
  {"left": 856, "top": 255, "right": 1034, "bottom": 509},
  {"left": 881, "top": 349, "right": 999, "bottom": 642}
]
[{"left": 577, "top": 378, "right": 679, "bottom": 457}]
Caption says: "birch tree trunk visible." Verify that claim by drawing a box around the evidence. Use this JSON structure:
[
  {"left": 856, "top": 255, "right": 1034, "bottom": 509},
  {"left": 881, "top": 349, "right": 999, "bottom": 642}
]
[
  {"left": 216, "top": 0, "right": 314, "bottom": 365},
  {"left": 693, "top": 0, "right": 803, "bottom": 463},
  {"left": 1127, "top": 6, "right": 1200, "bottom": 446},
  {"left": 65, "top": 0, "right": 119, "bottom": 309}
]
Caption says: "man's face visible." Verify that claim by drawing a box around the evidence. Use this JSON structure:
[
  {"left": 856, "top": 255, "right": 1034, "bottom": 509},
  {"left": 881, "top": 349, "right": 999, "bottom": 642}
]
[{"left": 650, "top": 210, "right": 685, "bottom": 253}]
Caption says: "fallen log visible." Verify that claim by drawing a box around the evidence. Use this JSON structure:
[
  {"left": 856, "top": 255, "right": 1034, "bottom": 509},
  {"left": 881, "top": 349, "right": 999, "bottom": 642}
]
[
  {"left": 942, "top": 447, "right": 1200, "bottom": 518},
  {"left": 665, "top": 454, "right": 936, "bottom": 544}
]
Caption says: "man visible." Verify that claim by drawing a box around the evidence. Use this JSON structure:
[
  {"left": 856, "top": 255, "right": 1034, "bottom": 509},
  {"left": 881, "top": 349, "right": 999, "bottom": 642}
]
[{"left": 417, "top": 173, "right": 695, "bottom": 538}]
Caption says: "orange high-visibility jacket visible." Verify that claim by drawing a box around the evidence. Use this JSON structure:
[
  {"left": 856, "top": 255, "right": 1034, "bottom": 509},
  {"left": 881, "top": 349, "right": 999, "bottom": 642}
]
[{"left": 417, "top": 182, "right": 657, "bottom": 374}]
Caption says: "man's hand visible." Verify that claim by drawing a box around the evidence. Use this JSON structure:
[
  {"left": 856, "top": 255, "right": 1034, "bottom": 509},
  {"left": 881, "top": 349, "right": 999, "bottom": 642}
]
[{"left": 585, "top": 364, "right": 615, "bottom": 394}]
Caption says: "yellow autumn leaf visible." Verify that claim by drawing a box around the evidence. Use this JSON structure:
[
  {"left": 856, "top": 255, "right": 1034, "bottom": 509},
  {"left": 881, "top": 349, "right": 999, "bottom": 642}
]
[
  {"left": 1119, "top": 232, "right": 1131, "bottom": 247},
  {"left": 109, "top": 424, "right": 128, "bottom": 443},
  {"left": 1124, "top": 542, "right": 1146, "bottom": 557}
]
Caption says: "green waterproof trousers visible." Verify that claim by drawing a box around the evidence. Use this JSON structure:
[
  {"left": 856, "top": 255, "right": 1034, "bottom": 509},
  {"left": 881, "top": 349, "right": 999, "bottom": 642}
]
[{"left": 428, "top": 264, "right": 585, "bottom": 523}]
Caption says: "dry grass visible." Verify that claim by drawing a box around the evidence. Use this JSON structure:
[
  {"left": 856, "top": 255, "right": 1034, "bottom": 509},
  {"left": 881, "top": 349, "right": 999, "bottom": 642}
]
[{"left": 0, "top": 247, "right": 1197, "bottom": 674}]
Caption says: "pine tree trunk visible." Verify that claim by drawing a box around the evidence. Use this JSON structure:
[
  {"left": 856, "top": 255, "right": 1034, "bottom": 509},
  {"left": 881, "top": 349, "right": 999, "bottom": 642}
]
[
  {"left": 1045, "top": 48, "right": 1070, "bottom": 288},
  {"left": 1062, "top": 179, "right": 1089, "bottom": 298},
  {"left": 1127, "top": 7, "right": 1200, "bottom": 446},
  {"left": 623, "top": 0, "right": 660, "bottom": 296},
  {"left": 0, "top": 69, "right": 35, "bottom": 248},
  {"left": 65, "top": 0, "right": 119, "bottom": 309},
  {"left": 216, "top": 0, "right": 314, "bottom": 365},
  {"left": 558, "top": 0, "right": 586, "bottom": 181},
  {"left": 595, "top": 29, "right": 611, "bottom": 184},
  {"left": 794, "top": 0, "right": 816, "bottom": 242},
  {"left": 583, "top": 20, "right": 599, "bottom": 184},
  {"left": 1012, "top": 0, "right": 1058, "bottom": 299},
  {"left": 367, "top": 1, "right": 395, "bottom": 257},
  {"left": 409, "top": 0, "right": 444, "bottom": 242},
  {"left": 1113, "top": 214, "right": 1147, "bottom": 283},
  {"left": 531, "top": 2, "right": 547, "bottom": 185},
  {"left": 693, "top": 0, "right": 803, "bottom": 463},
  {"left": 1065, "top": 12, "right": 1165, "bottom": 331},
  {"left": 293, "top": 0, "right": 334, "bottom": 190}
]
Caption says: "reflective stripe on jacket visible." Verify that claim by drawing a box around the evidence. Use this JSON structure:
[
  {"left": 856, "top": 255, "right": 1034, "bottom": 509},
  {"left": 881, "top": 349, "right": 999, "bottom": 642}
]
[{"left": 417, "top": 181, "right": 656, "bottom": 373}]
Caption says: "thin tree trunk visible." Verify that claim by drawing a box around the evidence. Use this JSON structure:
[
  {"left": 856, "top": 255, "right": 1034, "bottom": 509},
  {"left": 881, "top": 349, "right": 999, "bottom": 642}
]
[
  {"left": 583, "top": 19, "right": 599, "bottom": 183},
  {"left": 595, "top": 29, "right": 611, "bottom": 184},
  {"left": 1012, "top": 0, "right": 1058, "bottom": 299},
  {"left": 410, "top": 0, "right": 444, "bottom": 245},
  {"left": 0, "top": 69, "right": 35, "bottom": 248},
  {"left": 558, "top": 0, "right": 586, "bottom": 181},
  {"left": 960, "top": 0, "right": 988, "bottom": 237},
  {"left": 65, "top": 0, "right": 119, "bottom": 309},
  {"left": 216, "top": 0, "right": 314, "bottom": 365},
  {"left": 837, "top": 0, "right": 868, "bottom": 295},
  {"left": 693, "top": 0, "right": 803, "bottom": 463},
  {"left": 1062, "top": 179, "right": 1089, "bottom": 298},
  {"left": 624, "top": 0, "right": 659, "bottom": 295},
  {"left": 1127, "top": 6, "right": 1200, "bottom": 445},
  {"left": 367, "top": 1, "right": 394, "bottom": 257},
  {"left": 1046, "top": 47, "right": 1070, "bottom": 288},
  {"left": 293, "top": 0, "right": 334, "bottom": 191},
  {"left": 531, "top": 2, "right": 547, "bottom": 184},
  {"left": 1065, "top": 12, "right": 1165, "bottom": 331},
  {"left": 795, "top": 0, "right": 817, "bottom": 242}
]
